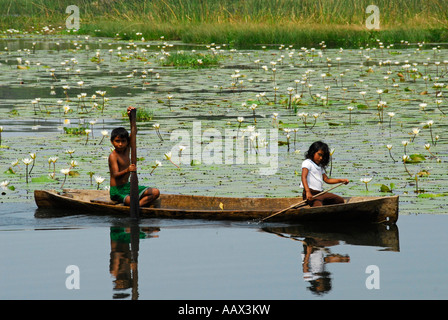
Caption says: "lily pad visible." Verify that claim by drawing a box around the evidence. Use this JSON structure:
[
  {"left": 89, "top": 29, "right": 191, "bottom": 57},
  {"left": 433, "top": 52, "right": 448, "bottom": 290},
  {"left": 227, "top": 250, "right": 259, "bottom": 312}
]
[
  {"left": 31, "top": 175, "right": 55, "bottom": 183},
  {"left": 406, "top": 154, "right": 426, "bottom": 164}
]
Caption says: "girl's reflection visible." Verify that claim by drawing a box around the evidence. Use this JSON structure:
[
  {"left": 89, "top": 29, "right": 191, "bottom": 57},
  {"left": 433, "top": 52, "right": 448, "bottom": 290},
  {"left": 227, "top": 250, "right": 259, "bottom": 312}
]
[{"left": 301, "top": 237, "right": 349, "bottom": 295}]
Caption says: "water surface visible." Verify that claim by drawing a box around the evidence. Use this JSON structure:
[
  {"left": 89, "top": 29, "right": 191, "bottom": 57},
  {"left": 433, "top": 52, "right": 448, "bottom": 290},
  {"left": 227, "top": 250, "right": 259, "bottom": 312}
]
[{"left": 1, "top": 202, "right": 447, "bottom": 300}]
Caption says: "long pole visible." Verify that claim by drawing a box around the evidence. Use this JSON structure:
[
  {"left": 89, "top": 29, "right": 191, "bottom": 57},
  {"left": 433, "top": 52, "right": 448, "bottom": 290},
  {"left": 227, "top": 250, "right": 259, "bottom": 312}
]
[
  {"left": 260, "top": 182, "right": 344, "bottom": 222},
  {"left": 129, "top": 107, "right": 139, "bottom": 219}
]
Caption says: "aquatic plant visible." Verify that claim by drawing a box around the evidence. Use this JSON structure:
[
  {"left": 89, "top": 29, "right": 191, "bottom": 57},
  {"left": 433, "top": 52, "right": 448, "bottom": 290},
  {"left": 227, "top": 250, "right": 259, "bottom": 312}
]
[
  {"left": 28, "top": 153, "right": 36, "bottom": 175},
  {"left": 93, "top": 175, "right": 105, "bottom": 190},
  {"left": 60, "top": 168, "right": 70, "bottom": 189},
  {"left": 99, "top": 130, "right": 108, "bottom": 145},
  {"left": 153, "top": 123, "right": 163, "bottom": 142},
  {"left": 21, "top": 158, "right": 33, "bottom": 183},
  {"left": 84, "top": 129, "right": 92, "bottom": 145},
  {"left": 360, "top": 177, "right": 373, "bottom": 192},
  {"left": 402, "top": 155, "right": 413, "bottom": 178},
  {"left": 164, "top": 152, "right": 179, "bottom": 168},
  {"left": 250, "top": 104, "right": 258, "bottom": 124},
  {"left": 150, "top": 160, "right": 162, "bottom": 175},
  {"left": 386, "top": 145, "right": 397, "bottom": 163},
  {"left": 347, "top": 106, "right": 354, "bottom": 125}
]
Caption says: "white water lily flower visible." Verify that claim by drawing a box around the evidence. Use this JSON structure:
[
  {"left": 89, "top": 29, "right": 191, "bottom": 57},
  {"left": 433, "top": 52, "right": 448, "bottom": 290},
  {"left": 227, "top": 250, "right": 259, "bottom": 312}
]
[
  {"left": 63, "top": 105, "right": 71, "bottom": 113},
  {"left": 94, "top": 175, "right": 105, "bottom": 185},
  {"left": 1, "top": 180, "right": 9, "bottom": 190},
  {"left": 360, "top": 177, "right": 373, "bottom": 184},
  {"left": 22, "top": 158, "right": 33, "bottom": 165},
  {"left": 60, "top": 168, "right": 70, "bottom": 175},
  {"left": 70, "top": 160, "right": 78, "bottom": 168}
]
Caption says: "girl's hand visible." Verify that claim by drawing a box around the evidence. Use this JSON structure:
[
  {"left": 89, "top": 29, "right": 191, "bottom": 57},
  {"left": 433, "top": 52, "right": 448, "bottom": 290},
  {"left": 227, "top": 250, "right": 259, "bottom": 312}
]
[{"left": 306, "top": 191, "right": 314, "bottom": 201}]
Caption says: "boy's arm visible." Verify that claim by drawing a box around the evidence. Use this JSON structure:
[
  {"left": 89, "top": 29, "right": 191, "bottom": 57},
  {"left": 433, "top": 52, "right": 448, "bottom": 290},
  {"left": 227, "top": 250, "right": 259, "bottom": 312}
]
[
  {"left": 323, "top": 174, "right": 349, "bottom": 185},
  {"left": 108, "top": 153, "right": 134, "bottom": 181},
  {"left": 127, "top": 106, "right": 137, "bottom": 140}
]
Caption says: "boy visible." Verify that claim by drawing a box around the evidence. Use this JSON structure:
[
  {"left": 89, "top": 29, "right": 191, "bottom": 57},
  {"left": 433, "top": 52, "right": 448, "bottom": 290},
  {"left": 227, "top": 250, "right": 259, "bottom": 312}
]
[{"left": 108, "top": 106, "right": 160, "bottom": 206}]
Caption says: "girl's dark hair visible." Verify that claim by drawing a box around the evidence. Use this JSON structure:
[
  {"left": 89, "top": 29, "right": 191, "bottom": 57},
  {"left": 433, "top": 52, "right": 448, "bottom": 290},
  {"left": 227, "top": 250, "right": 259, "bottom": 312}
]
[
  {"left": 110, "top": 127, "right": 130, "bottom": 142},
  {"left": 305, "top": 141, "right": 330, "bottom": 168}
]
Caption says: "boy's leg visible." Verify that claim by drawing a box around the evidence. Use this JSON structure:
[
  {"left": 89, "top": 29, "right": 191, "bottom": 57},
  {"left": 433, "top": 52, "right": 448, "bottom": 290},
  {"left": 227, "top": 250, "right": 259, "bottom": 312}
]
[{"left": 139, "top": 188, "right": 160, "bottom": 207}]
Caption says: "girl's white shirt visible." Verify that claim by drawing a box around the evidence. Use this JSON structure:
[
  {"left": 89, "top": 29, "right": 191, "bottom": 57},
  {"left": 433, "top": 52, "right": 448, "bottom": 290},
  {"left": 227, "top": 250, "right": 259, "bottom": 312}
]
[{"left": 300, "top": 158, "right": 325, "bottom": 191}]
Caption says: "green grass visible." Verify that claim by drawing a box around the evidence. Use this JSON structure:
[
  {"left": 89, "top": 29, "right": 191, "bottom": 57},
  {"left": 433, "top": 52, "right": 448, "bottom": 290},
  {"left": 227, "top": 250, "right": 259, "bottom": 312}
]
[{"left": 1, "top": 0, "right": 448, "bottom": 47}]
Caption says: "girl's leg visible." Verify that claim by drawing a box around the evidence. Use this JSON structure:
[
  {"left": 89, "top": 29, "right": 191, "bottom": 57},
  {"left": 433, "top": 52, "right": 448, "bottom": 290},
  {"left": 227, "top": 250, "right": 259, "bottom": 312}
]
[{"left": 304, "top": 190, "right": 344, "bottom": 207}]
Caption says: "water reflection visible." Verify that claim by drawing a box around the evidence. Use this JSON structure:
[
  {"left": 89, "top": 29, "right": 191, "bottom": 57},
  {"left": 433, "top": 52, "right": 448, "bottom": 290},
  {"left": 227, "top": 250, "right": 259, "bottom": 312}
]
[
  {"left": 109, "top": 224, "right": 159, "bottom": 299},
  {"left": 107, "top": 222, "right": 399, "bottom": 299},
  {"left": 262, "top": 223, "right": 399, "bottom": 295}
]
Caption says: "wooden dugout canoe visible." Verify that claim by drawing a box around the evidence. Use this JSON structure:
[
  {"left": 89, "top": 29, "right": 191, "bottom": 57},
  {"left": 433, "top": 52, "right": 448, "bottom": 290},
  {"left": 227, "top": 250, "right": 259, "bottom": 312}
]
[{"left": 34, "top": 189, "right": 399, "bottom": 224}]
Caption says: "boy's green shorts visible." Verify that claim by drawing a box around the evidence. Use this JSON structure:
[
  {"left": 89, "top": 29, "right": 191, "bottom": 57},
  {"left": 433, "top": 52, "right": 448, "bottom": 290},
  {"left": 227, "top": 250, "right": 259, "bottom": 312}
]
[{"left": 110, "top": 182, "right": 150, "bottom": 204}]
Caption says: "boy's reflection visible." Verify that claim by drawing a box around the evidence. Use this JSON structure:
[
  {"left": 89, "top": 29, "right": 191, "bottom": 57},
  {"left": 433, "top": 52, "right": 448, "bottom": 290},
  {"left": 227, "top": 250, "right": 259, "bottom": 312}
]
[
  {"left": 301, "top": 237, "right": 349, "bottom": 295},
  {"left": 109, "top": 226, "right": 159, "bottom": 299}
]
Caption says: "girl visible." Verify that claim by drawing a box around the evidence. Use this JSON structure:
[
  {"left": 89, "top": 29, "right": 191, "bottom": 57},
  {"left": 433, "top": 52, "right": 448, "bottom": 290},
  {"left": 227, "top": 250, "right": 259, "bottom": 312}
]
[{"left": 300, "top": 141, "right": 349, "bottom": 207}]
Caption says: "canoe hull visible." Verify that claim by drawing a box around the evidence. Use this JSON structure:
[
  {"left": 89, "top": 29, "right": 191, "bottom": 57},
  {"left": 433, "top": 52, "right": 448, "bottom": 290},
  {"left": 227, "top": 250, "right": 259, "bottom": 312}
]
[{"left": 34, "top": 189, "right": 399, "bottom": 223}]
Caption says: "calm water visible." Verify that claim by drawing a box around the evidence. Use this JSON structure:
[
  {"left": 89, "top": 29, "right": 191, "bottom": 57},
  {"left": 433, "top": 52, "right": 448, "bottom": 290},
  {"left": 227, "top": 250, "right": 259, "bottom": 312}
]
[{"left": 1, "top": 201, "right": 447, "bottom": 300}]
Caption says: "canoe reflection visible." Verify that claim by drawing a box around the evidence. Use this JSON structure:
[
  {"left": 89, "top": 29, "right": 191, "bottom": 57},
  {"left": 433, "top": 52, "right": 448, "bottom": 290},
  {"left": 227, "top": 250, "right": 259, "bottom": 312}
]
[
  {"left": 109, "top": 225, "right": 159, "bottom": 299},
  {"left": 262, "top": 223, "right": 399, "bottom": 295}
]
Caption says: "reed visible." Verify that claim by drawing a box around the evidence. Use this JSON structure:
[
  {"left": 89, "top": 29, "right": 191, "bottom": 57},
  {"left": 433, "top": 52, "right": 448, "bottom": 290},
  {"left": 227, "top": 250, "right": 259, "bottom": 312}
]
[{"left": 1, "top": 0, "right": 448, "bottom": 47}]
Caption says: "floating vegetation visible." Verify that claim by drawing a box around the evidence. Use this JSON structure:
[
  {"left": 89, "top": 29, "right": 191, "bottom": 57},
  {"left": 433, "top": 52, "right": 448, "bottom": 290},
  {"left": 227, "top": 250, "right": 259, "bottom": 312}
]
[
  {"left": 0, "top": 33, "right": 446, "bottom": 216},
  {"left": 162, "top": 51, "right": 221, "bottom": 68}
]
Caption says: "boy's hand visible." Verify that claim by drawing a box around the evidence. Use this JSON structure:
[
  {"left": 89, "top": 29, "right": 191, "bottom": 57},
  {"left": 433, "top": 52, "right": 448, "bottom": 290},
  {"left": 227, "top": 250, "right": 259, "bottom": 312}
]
[
  {"left": 128, "top": 164, "right": 137, "bottom": 172},
  {"left": 341, "top": 179, "right": 349, "bottom": 185},
  {"left": 127, "top": 106, "right": 136, "bottom": 115}
]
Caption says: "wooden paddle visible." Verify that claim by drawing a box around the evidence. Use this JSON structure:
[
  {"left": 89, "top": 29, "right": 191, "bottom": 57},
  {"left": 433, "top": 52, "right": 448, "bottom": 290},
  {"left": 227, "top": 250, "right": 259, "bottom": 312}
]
[
  {"left": 129, "top": 107, "right": 139, "bottom": 219},
  {"left": 260, "top": 182, "right": 344, "bottom": 222}
]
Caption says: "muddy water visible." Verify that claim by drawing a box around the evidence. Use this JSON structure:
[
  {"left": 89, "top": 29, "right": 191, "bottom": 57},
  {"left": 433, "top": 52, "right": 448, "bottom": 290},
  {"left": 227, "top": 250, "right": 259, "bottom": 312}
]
[{"left": 0, "top": 35, "right": 447, "bottom": 300}]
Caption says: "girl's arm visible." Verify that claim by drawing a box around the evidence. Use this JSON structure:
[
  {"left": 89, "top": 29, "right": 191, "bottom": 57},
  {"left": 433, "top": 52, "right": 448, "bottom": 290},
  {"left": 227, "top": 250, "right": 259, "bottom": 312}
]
[
  {"left": 301, "top": 168, "right": 314, "bottom": 201},
  {"left": 323, "top": 174, "right": 349, "bottom": 185}
]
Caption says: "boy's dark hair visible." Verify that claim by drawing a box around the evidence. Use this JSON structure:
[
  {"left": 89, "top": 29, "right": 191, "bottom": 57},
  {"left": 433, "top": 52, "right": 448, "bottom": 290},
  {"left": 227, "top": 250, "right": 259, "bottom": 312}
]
[
  {"left": 110, "top": 127, "right": 130, "bottom": 142},
  {"left": 305, "top": 141, "right": 330, "bottom": 169}
]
